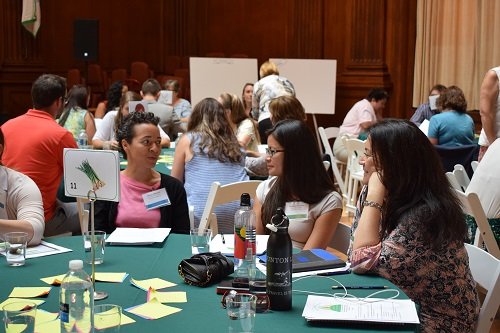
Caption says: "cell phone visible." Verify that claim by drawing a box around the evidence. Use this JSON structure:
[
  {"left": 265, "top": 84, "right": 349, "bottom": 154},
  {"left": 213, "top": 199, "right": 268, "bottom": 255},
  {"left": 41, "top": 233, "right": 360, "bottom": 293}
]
[{"left": 232, "top": 277, "right": 249, "bottom": 288}]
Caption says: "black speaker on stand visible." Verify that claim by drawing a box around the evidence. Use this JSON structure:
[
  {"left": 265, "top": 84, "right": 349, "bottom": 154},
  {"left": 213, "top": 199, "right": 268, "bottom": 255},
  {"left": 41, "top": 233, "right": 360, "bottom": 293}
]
[{"left": 73, "top": 19, "right": 99, "bottom": 85}]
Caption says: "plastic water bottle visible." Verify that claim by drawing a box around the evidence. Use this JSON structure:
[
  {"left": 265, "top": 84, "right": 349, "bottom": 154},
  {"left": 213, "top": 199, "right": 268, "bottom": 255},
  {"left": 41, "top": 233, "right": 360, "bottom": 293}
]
[
  {"left": 59, "top": 260, "right": 94, "bottom": 333},
  {"left": 78, "top": 129, "right": 88, "bottom": 149},
  {"left": 234, "top": 193, "right": 256, "bottom": 277},
  {"left": 266, "top": 207, "right": 292, "bottom": 310}
]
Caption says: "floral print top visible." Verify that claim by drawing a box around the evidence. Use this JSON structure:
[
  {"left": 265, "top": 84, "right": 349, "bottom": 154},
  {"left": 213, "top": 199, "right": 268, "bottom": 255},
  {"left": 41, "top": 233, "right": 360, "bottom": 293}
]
[{"left": 349, "top": 186, "right": 479, "bottom": 333}]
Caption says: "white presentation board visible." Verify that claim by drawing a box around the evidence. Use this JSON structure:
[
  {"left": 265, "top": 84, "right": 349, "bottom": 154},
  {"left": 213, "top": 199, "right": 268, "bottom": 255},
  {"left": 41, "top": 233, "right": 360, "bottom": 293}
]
[
  {"left": 190, "top": 57, "right": 258, "bottom": 107},
  {"left": 270, "top": 59, "right": 337, "bottom": 115}
]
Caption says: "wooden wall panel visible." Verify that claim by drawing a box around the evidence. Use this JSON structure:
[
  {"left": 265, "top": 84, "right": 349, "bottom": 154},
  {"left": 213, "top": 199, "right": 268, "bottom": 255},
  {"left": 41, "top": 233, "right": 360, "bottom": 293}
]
[{"left": 0, "top": 0, "right": 417, "bottom": 127}]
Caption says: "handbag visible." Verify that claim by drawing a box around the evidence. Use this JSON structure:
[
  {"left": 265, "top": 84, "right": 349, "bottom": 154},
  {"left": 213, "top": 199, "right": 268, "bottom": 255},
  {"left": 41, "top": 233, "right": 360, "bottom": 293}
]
[{"left": 178, "top": 252, "right": 234, "bottom": 287}]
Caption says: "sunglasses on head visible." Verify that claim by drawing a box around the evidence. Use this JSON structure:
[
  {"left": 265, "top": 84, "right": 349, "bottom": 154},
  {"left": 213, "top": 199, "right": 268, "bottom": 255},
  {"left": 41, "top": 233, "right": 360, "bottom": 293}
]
[{"left": 221, "top": 290, "right": 270, "bottom": 313}]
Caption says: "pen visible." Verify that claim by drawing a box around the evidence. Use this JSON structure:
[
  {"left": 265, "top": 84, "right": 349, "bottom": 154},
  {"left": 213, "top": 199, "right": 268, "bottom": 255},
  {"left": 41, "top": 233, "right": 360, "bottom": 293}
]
[
  {"left": 331, "top": 285, "right": 388, "bottom": 289},
  {"left": 316, "top": 270, "right": 351, "bottom": 276},
  {"left": 221, "top": 233, "right": 226, "bottom": 244}
]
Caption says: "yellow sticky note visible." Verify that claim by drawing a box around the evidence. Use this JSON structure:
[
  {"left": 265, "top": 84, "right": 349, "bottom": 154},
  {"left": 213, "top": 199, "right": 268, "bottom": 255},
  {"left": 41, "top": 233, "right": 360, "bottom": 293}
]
[
  {"left": 94, "top": 309, "right": 135, "bottom": 330},
  {"left": 0, "top": 298, "right": 45, "bottom": 310},
  {"left": 120, "top": 312, "right": 136, "bottom": 326},
  {"left": 35, "top": 309, "right": 60, "bottom": 333},
  {"left": 95, "top": 272, "right": 128, "bottom": 283},
  {"left": 9, "top": 287, "right": 51, "bottom": 298},
  {"left": 126, "top": 298, "right": 181, "bottom": 320},
  {"left": 130, "top": 278, "right": 176, "bottom": 291},
  {"left": 148, "top": 289, "right": 187, "bottom": 303},
  {"left": 5, "top": 324, "right": 27, "bottom": 333},
  {"left": 40, "top": 274, "right": 65, "bottom": 285}
]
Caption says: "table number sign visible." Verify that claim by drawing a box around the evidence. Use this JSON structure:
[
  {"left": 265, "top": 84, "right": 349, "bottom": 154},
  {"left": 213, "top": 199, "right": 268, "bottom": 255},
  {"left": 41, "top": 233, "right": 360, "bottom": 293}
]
[{"left": 63, "top": 149, "right": 120, "bottom": 202}]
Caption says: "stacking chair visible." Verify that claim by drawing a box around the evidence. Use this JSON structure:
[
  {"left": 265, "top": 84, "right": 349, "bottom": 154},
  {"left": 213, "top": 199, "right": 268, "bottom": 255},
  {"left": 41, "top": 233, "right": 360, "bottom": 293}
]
[
  {"left": 318, "top": 126, "right": 346, "bottom": 192},
  {"left": 343, "top": 137, "right": 365, "bottom": 215},
  {"left": 471, "top": 160, "right": 479, "bottom": 173},
  {"left": 199, "top": 180, "right": 262, "bottom": 237},
  {"left": 455, "top": 189, "right": 500, "bottom": 259},
  {"left": 130, "top": 61, "right": 153, "bottom": 86},
  {"left": 445, "top": 164, "right": 471, "bottom": 192},
  {"left": 66, "top": 68, "right": 82, "bottom": 89},
  {"left": 464, "top": 243, "right": 500, "bottom": 333},
  {"left": 328, "top": 222, "right": 351, "bottom": 257}
]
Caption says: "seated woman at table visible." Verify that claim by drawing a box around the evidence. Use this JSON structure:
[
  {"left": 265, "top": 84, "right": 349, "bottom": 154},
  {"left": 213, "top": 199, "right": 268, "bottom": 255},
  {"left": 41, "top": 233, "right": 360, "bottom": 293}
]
[
  {"left": 245, "top": 95, "right": 307, "bottom": 177},
  {"left": 219, "top": 92, "right": 260, "bottom": 153},
  {"left": 171, "top": 98, "right": 248, "bottom": 233},
  {"left": 92, "top": 91, "right": 170, "bottom": 149},
  {"left": 428, "top": 85, "right": 475, "bottom": 146},
  {"left": 0, "top": 128, "right": 44, "bottom": 245},
  {"left": 93, "top": 112, "right": 190, "bottom": 234},
  {"left": 350, "top": 119, "right": 479, "bottom": 332},
  {"left": 254, "top": 120, "right": 342, "bottom": 249},
  {"left": 57, "top": 85, "right": 96, "bottom": 145},
  {"left": 94, "top": 81, "right": 127, "bottom": 119},
  {"left": 241, "top": 83, "right": 254, "bottom": 118}
]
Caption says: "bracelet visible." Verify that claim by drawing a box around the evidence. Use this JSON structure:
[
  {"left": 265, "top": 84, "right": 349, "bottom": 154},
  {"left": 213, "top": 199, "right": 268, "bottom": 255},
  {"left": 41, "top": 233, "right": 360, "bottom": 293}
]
[{"left": 362, "top": 200, "right": 384, "bottom": 213}]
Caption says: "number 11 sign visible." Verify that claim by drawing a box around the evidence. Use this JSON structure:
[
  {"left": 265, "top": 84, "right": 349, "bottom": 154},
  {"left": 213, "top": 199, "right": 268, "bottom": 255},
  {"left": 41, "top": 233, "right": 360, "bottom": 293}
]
[{"left": 63, "top": 149, "right": 120, "bottom": 202}]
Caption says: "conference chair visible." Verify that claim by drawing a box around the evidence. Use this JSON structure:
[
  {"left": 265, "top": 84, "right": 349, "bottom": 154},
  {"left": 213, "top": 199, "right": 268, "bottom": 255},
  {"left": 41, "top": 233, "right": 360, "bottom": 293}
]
[
  {"left": 130, "top": 61, "right": 153, "bottom": 86},
  {"left": 471, "top": 160, "right": 479, "bottom": 173},
  {"left": 318, "top": 126, "right": 346, "bottom": 192},
  {"left": 464, "top": 243, "right": 500, "bottom": 333},
  {"left": 455, "top": 189, "right": 500, "bottom": 259},
  {"left": 328, "top": 222, "right": 351, "bottom": 260},
  {"left": 66, "top": 68, "right": 82, "bottom": 89},
  {"left": 435, "top": 144, "right": 478, "bottom": 178},
  {"left": 110, "top": 68, "right": 128, "bottom": 83},
  {"left": 445, "top": 164, "right": 471, "bottom": 192},
  {"left": 343, "top": 137, "right": 365, "bottom": 215},
  {"left": 199, "top": 180, "right": 262, "bottom": 237}
]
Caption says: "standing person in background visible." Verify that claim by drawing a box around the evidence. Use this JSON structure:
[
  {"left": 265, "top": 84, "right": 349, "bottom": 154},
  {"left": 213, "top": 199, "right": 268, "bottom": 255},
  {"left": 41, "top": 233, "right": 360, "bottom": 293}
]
[
  {"left": 94, "top": 81, "right": 127, "bottom": 119},
  {"left": 241, "top": 83, "right": 254, "bottom": 118},
  {"left": 219, "top": 92, "right": 260, "bottom": 153},
  {"left": 141, "top": 79, "right": 182, "bottom": 140},
  {"left": 171, "top": 98, "right": 248, "bottom": 233},
  {"left": 0, "top": 128, "right": 45, "bottom": 246},
  {"left": 428, "top": 86, "right": 475, "bottom": 147},
  {"left": 57, "top": 85, "right": 96, "bottom": 145},
  {"left": 164, "top": 79, "right": 192, "bottom": 128},
  {"left": 333, "top": 88, "right": 388, "bottom": 163},
  {"left": 478, "top": 66, "right": 500, "bottom": 161},
  {"left": 410, "top": 84, "right": 446, "bottom": 126},
  {"left": 252, "top": 61, "right": 295, "bottom": 144},
  {"left": 1, "top": 74, "right": 80, "bottom": 236}
]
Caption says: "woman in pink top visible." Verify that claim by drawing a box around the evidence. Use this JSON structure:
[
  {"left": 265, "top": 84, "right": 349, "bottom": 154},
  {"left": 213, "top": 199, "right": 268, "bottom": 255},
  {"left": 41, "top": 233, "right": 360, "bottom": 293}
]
[{"left": 93, "top": 111, "right": 190, "bottom": 234}]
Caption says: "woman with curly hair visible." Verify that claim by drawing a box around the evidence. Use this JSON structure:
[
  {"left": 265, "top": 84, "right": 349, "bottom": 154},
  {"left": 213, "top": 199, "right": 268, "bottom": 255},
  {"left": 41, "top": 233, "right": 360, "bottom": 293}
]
[
  {"left": 94, "top": 81, "right": 128, "bottom": 119},
  {"left": 171, "top": 98, "right": 248, "bottom": 233}
]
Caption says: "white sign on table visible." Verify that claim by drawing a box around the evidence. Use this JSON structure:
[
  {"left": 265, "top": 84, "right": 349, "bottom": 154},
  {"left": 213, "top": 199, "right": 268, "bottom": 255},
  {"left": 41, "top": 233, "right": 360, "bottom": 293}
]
[{"left": 63, "top": 149, "right": 120, "bottom": 202}]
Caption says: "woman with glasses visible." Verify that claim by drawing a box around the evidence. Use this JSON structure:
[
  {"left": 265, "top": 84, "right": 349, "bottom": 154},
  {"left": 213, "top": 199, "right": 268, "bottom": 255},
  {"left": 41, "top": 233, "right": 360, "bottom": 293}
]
[
  {"left": 171, "top": 98, "right": 248, "bottom": 233},
  {"left": 93, "top": 111, "right": 190, "bottom": 234},
  {"left": 254, "top": 120, "right": 343, "bottom": 249},
  {"left": 350, "top": 119, "right": 479, "bottom": 332}
]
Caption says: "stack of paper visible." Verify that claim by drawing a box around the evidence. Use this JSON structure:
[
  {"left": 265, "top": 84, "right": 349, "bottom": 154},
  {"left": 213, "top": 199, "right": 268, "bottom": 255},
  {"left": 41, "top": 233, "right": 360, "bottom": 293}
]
[
  {"left": 302, "top": 295, "right": 420, "bottom": 325},
  {"left": 106, "top": 228, "right": 171, "bottom": 245}
]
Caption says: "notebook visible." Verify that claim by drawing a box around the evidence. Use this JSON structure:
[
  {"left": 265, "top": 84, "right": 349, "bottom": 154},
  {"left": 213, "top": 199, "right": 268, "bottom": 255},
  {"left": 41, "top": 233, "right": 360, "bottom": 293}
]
[{"left": 258, "top": 249, "right": 346, "bottom": 273}]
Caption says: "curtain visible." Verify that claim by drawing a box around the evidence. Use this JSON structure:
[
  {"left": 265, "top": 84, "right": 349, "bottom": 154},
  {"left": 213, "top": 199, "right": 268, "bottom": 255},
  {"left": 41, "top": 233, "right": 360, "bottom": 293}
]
[{"left": 413, "top": 0, "right": 499, "bottom": 110}]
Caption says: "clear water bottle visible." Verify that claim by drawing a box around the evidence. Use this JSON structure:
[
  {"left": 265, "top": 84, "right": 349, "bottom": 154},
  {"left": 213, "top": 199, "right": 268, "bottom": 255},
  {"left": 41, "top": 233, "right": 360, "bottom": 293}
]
[
  {"left": 234, "top": 193, "right": 256, "bottom": 277},
  {"left": 266, "top": 207, "right": 292, "bottom": 310},
  {"left": 77, "top": 129, "right": 88, "bottom": 149},
  {"left": 60, "top": 260, "right": 94, "bottom": 333}
]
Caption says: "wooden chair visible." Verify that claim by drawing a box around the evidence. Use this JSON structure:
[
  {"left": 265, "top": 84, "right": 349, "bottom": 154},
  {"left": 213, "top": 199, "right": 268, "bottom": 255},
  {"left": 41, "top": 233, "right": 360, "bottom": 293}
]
[
  {"left": 318, "top": 126, "right": 346, "bottom": 192},
  {"left": 130, "top": 61, "right": 153, "bottom": 86},
  {"left": 165, "top": 55, "right": 181, "bottom": 75},
  {"left": 87, "top": 64, "right": 106, "bottom": 107},
  {"left": 199, "top": 180, "right": 262, "bottom": 237},
  {"left": 464, "top": 243, "right": 500, "bottom": 333},
  {"left": 343, "top": 137, "right": 365, "bottom": 215},
  {"left": 455, "top": 189, "right": 500, "bottom": 258},
  {"left": 110, "top": 68, "right": 128, "bottom": 84},
  {"left": 67, "top": 68, "right": 82, "bottom": 89}
]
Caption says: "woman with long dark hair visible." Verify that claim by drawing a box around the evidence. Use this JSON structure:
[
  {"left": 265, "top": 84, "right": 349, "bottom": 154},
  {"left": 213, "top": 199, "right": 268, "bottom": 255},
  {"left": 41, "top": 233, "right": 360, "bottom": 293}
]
[
  {"left": 58, "top": 84, "right": 96, "bottom": 144},
  {"left": 350, "top": 119, "right": 479, "bottom": 332},
  {"left": 254, "top": 120, "right": 342, "bottom": 249}
]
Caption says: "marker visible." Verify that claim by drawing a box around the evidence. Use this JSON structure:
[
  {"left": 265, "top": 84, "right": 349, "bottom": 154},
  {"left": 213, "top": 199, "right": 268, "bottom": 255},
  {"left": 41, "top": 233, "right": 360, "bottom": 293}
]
[
  {"left": 331, "top": 285, "right": 388, "bottom": 290},
  {"left": 221, "top": 233, "right": 226, "bottom": 244}
]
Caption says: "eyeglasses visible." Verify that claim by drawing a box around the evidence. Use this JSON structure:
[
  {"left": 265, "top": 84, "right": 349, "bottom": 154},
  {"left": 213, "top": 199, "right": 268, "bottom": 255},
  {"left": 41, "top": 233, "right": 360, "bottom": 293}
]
[
  {"left": 221, "top": 291, "right": 270, "bottom": 313},
  {"left": 265, "top": 147, "right": 285, "bottom": 157}
]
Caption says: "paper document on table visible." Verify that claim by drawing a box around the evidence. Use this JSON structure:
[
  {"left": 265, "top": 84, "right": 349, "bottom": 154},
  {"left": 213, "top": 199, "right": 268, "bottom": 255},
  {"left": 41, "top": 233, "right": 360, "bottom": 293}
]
[
  {"left": 106, "top": 228, "right": 171, "bottom": 245},
  {"left": 0, "top": 240, "right": 72, "bottom": 259},
  {"left": 302, "top": 295, "right": 419, "bottom": 325},
  {"left": 210, "top": 234, "right": 269, "bottom": 256}
]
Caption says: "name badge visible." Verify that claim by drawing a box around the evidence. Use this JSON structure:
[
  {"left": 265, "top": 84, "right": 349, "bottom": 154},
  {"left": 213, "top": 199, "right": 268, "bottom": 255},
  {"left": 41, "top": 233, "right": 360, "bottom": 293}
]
[
  {"left": 142, "top": 188, "right": 171, "bottom": 210},
  {"left": 285, "top": 201, "right": 309, "bottom": 220}
]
